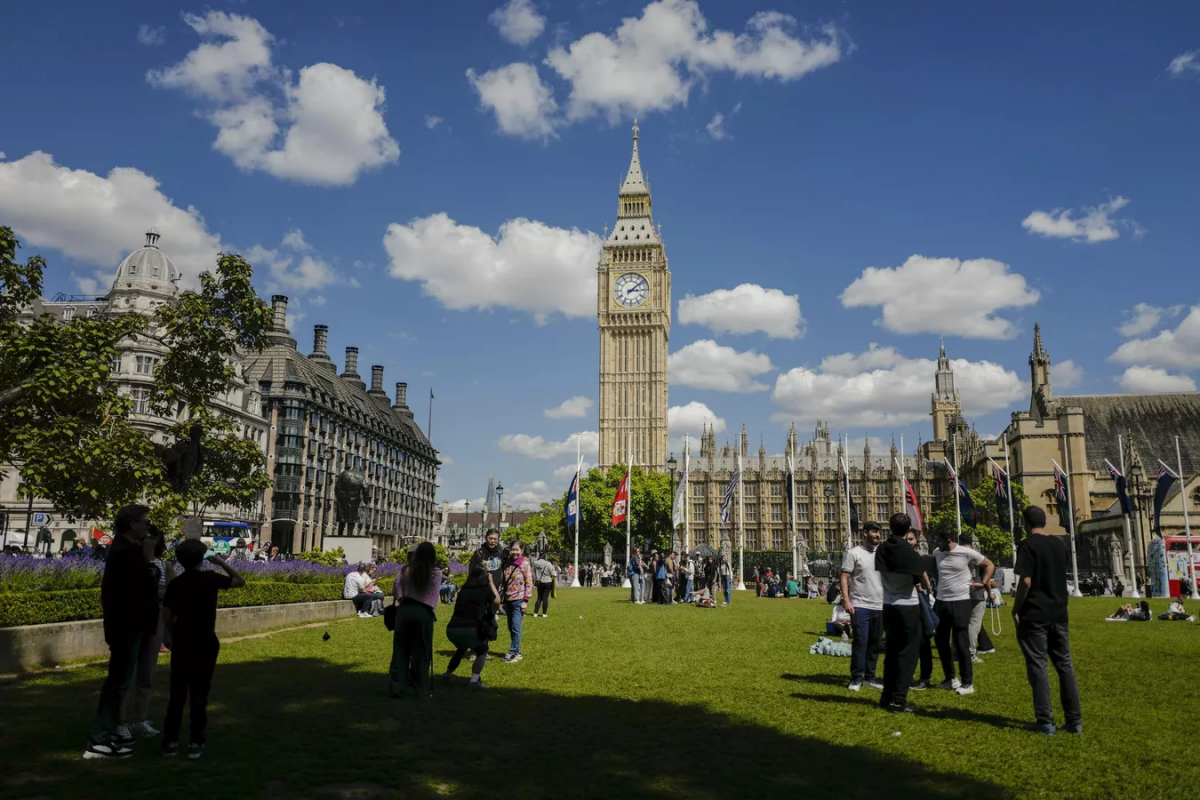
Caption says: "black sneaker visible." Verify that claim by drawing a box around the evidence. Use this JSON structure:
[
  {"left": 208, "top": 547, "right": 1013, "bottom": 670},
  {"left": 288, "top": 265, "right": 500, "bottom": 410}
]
[
  {"left": 83, "top": 741, "right": 134, "bottom": 760},
  {"left": 187, "top": 743, "right": 203, "bottom": 760},
  {"left": 1063, "top": 721, "right": 1083, "bottom": 735},
  {"left": 161, "top": 741, "right": 179, "bottom": 758},
  {"left": 885, "top": 703, "right": 915, "bottom": 714},
  {"left": 442, "top": 672, "right": 454, "bottom": 686},
  {"left": 1031, "top": 723, "right": 1057, "bottom": 736},
  {"left": 911, "top": 679, "right": 931, "bottom": 691}
]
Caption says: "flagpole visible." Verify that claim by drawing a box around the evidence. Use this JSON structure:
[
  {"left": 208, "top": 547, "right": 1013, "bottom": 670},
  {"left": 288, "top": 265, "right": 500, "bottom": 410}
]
[
  {"left": 623, "top": 432, "right": 632, "bottom": 590},
  {"left": 571, "top": 436, "right": 581, "bottom": 588},
  {"left": 1118, "top": 436, "right": 1140, "bottom": 598},
  {"left": 1061, "top": 436, "right": 1083, "bottom": 597},
  {"left": 1175, "top": 437, "right": 1199, "bottom": 600},
  {"left": 735, "top": 451, "right": 746, "bottom": 590},
  {"left": 1003, "top": 440, "right": 1017, "bottom": 571},
  {"left": 842, "top": 451, "right": 852, "bottom": 552},
  {"left": 684, "top": 435, "right": 691, "bottom": 553},
  {"left": 789, "top": 435, "right": 798, "bottom": 579},
  {"left": 952, "top": 434, "right": 963, "bottom": 541}
]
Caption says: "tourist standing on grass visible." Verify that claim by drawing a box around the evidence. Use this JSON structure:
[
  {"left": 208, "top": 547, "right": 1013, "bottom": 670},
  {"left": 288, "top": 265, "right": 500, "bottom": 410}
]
[
  {"left": 960, "top": 532, "right": 992, "bottom": 660},
  {"left": 122, "top": 525, "right": 172, "bottom": 739},
  {"left": 840, "top": 521, "right": 884, "bottom": 692},
  {"left": 159, "top": 539, "right": 245, "bottom": 760},
  {"left": 444, "top": 566, "right": 501, "bottom": 689},
  {"left": 904, "top": 529, "right": 936, "bottom": 692},
  {"left": 933, "top": 529, "right": 993, "bottom": 696},
  {"left": 683, "top": 553, "right": 696, "bottom": 602},
  {"left": 628, "top": 546, "right": 645, "bottom": 604},
  {"left": 85, "top": 504, "right": 158, "bottom": 760},
  {"left": 876, "top": 514, "right": 931, "bottom": 715},
  {"left": 718, "top": 555, "right": 733, "bottom": 606},
  {"left": 1013, "top": 506, "right": 1082, "bottom": 736},
  {"left": 390, "top": 542, "right": 440, "bottom": 699},
  {"left": 501, "top": 541, "right": 533, "bottom": 662},
  {"left": 470, "top": 529, "right": 505, "bottom": 589},
  {"left": 532, "top": 552, "right": 555, "bottom": 617}
]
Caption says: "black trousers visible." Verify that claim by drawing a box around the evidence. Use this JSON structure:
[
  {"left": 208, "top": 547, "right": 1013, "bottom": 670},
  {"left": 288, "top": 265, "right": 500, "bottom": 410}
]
[
  {"left": 918, "top": 636, "right": 933, "bottom": 682},
  {"left": 90, "top": 631, "right": 144, "bottom": 744},
  {"left": 163, "top": 636, "right": 220, "bottom": 745},
  {"left": 935, "top": 599, "right": 974, "bottom": 685},
  {"left": 881, "top": 604, "right": 922, "bottom": 709},
  {"left": 534, "top": 582, "right": 553, "bottom": 615},
  {"left": 1017, "top": 620, "right": 1082, "bottom": 726}
]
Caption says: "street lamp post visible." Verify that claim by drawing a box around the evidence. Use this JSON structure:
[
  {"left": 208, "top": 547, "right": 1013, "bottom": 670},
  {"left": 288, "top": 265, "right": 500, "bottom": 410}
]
[
  {"left": 667, "top": 454, "right": 678, "bottom": 552},
  {"left": 496, "top": 482, "right": 504, "bottom": 532}
]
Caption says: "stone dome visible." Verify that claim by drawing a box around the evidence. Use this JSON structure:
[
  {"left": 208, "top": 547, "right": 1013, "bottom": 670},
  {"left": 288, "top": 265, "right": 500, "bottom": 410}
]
[{"left": 114, "top": 229, "right": 180, "bottom": 288}]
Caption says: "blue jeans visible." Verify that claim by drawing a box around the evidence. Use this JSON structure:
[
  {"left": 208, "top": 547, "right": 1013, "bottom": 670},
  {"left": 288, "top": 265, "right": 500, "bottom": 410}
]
[
  {"left": 629, "top": 574, "right": 643, "bottom": 602},
  {"left": 721, "top": 575, "right": 731, "bottom": 604},
  {"left": 849, "top": 606, "right": 884, "bottom": 683},
  {"left": 684, "top": 578, "right": 694, "bottom": 603},
  {"left": 505, "top": 600, "right": 524, "bottom": 655}
]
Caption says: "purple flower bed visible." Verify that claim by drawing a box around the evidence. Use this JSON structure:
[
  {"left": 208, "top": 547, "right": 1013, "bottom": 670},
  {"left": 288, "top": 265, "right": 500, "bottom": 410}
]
[{"left": 0, "top": 553, "right": 405, "bottom": 593}]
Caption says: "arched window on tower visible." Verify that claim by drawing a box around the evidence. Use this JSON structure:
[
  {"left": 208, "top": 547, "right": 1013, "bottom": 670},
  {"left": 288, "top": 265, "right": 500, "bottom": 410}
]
[
  {"left": 86, "top": 306, "right": 98, "bottom": 318},
  {"left": 62, "top": 306, "right": 75, "bottom": 322}
]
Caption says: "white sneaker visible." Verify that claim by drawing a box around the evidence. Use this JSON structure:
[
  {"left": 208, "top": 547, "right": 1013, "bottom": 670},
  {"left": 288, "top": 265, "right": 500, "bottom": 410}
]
[
  {"left": 936, "top": 678, "right": 962, "bottom": 690},
  {"left": 956, "top": 684, "right": 975, "bottom": 696},
  {"left": 137, "top": 720, "right": 160, "bottom": 737},
  {"left": 848, "top": 681, "right": 862, "bottom": 692},
  {"left": 971, "top": 656, "right": 984, "bottom": 664}
]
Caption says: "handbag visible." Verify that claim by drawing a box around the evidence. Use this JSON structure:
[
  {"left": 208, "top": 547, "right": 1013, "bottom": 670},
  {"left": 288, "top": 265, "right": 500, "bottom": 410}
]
[
  {"left": 918, "top": 591, "right": 939, "bottom": 638},
  {"left": 383, "top": 601, "right": 397, "bottom": 631}
]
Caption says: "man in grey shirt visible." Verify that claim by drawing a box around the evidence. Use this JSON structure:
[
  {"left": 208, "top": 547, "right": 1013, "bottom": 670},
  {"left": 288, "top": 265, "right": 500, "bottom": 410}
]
[
  {"left": 840, "top": 522, "right": 884, "bottom": 692},
  {"left": 531, "top": 555, "right": 556, "bottom": 617}
]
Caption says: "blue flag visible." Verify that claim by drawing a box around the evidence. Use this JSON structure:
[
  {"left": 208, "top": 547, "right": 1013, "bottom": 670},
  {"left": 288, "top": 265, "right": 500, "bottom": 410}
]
[
  {"left": 565, "top": 470, "right": 580, "bottom": 529},
  {"left": 1106, "top": 461, "right": 1133, "bottom": 516},
  {"left": 1153, "top": 467, "right": 1176, "bottom": 536},
  {"left": 957, "top": 478, "right": 977, "bottom": 527}
]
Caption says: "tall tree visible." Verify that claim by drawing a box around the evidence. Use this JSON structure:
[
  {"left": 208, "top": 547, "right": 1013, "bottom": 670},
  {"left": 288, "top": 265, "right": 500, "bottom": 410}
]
[
  {"left": 0, "top": 227, "right": 272, "bottom": 530},
  {"left": 928, "top": 474, "right": 1031, "bottom": 563}
]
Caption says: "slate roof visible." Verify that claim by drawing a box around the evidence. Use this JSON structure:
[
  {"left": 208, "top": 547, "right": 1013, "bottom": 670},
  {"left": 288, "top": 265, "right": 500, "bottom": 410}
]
[{"left": 1054, "top": 392, "right": 1200, "bottom": 474}]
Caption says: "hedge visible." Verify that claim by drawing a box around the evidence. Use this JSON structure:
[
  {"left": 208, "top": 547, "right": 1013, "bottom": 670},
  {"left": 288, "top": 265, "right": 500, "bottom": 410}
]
[{"left": 0, "top": 579, "right": 394, "bottom": 628}]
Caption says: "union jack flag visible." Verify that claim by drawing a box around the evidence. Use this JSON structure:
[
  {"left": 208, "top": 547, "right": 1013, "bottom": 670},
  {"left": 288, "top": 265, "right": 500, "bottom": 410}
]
[
  {"left": 992, "top": 461, "right": 1009, "bottom": 501},
  {"left": 1054, "top": 463, "right": 1069, "bottom": 503},
  {"left": 720, "top": 465, "right": 740, "bottom": 524}
]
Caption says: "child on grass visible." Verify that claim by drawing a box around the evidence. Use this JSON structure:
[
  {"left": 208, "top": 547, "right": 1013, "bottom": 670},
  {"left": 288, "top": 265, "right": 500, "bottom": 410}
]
[{"left": 160, "top": 539, "right": 244, "bottom": 759}]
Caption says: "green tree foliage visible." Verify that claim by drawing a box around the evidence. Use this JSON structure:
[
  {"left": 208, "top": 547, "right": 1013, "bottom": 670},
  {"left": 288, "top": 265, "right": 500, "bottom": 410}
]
[
  {"left": 0, "top": 227, "right": 272, "bottom": 529},
  {"left": 928, "top": 475, "right": 1032, "bottom": 563},
  {"left": 509, "top": 464, "right": 675, "bottom": 555},
  {"left": 296, "top": 546, "right": 347, "bottom": 567}
]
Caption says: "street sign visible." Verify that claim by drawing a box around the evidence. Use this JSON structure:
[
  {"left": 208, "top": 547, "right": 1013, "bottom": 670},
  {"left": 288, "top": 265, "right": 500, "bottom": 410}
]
[
  {"left": 211, "top": 537, "right": 233, "bottom": 555},
  {"left": 32, "top": 512, "right": 51, "bottom": 525}
]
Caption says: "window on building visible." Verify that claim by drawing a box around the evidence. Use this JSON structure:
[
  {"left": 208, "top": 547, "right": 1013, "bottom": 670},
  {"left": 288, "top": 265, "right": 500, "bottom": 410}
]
[
  {"left": 131, "top": 388, "right": 149, "bottom": 414},
  {"left": 744, "top": 484, "right": 757, "bottom": 497},
  {"left": 770, "top": 483, "right": 782, "bottom": 497},
  {"left": 746, "top": 530, "right": 757, "bottom": 549},
  {"left": 876, "top": 483, "right": 888, "bottom": 497},
  {"left": 771, "top": 503, "right": 783, "bottom": 522},
  {"left": 110, "top": 355, "right": 121, "bottom": 374},
  {"left": 694, "top": 483, "right": 705, "bottom": 498},
  {"left": 772, "top": 530, "right": 784, "bottom": 550},
  {"left": 135, "top": 355, "right": 159, "bottom": 374},
  {"left": 62, "top": 306, "right": 76, "bottom": 321},
  {"left": 798, "top": 503, "right": 809, "bottom": 522},
  {"left": 876, "top": 503, "right": 889, "bottom": 519},
  {"left": 746, "top": 505, "right": 757, "bottom": 522},
  {"left": 86, "top": 306, "right": 98, "bottom": 318},
  {"left": 824, "top": 505, "right": 836, "bottom": 523}
]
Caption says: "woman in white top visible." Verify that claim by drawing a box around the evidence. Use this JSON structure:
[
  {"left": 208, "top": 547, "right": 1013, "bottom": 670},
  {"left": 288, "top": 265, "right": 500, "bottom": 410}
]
[
  {"left": 718, "top": 556, "right": 734, "bottom": 606},
  {"left": 344, "top": 564, "right": 380, "bottom": 617}
]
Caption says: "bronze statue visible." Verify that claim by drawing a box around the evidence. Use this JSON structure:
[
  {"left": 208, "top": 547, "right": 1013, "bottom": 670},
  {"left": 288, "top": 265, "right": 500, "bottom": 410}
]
[
  {"left": 334, "top": 468, "right": 370, "bottom": 536},
  {"left": 156, "top": 424, "right": 206, "bottom": 495}
]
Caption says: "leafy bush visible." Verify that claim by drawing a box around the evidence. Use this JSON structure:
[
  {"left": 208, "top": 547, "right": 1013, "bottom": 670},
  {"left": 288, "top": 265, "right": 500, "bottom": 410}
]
[
  {"left": 0, "top": 555, "right": 105, "bottom": 593},
  {"left": 295, "top": 547, "right": 346, "bottom": 567}
]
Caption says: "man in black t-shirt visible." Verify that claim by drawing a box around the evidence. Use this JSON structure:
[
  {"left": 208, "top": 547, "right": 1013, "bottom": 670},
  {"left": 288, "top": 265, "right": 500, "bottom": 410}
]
[
  {"left": 160, "top": 538, "right": 245, "bottom": 760},
  {"left": 85, "top": 504, "right": 158, "bottom": 760},
  {"left": 1013, "top": 506, "right": 1082, "bottom": 736}
]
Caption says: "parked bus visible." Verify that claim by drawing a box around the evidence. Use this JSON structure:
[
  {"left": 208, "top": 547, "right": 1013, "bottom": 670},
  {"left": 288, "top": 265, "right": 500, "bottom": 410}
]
[
  {"left": 201, "top": 520, "right": 254, "bottom": 557},
  {"left": 1164, "top": 534, "right": 1200, "bottom": 598}
]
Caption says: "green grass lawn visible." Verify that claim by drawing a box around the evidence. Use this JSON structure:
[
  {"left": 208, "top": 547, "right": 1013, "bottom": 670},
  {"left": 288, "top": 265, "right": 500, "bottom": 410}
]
[{"left": 2, "top": 591, "right": 1198, "bottom": 799}]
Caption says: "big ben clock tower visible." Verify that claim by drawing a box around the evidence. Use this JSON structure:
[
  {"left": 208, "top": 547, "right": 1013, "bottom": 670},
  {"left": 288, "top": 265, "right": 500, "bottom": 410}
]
[{"left": 598, "top": 121, "right": 671, "bottom": 470}]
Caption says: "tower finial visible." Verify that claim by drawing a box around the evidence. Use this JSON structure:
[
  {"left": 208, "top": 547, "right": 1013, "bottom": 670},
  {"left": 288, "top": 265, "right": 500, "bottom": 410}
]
[{"left": 632, "top": 117, "right": 639, "bottom": 139}]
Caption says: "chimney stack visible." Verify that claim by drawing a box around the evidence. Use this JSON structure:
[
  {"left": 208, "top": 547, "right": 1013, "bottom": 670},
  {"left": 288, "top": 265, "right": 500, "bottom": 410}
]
[
  {"left": 307, "top": 324, "right": 336, "bottom": 372},
  {"left": 271, "top": 295, "right": 288, "bottom": 331},
  {"left": 367, "top": 365, "right": 388, "bottom": 400},
  {"left": 394, "top": 382, "right": 408, "bottom": 407},
  {"left": 341, "top": 347, "right": 365, "bottom": 390}
]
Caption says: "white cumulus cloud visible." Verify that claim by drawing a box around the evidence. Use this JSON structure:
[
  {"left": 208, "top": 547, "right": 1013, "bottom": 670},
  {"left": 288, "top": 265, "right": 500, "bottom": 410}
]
[
  {"left": 1168, "top": 51, "right": 1200, "bottom": 76},
  {"left": 771, "top": 345, "right": 1025, "bottom": 428},
  {"left": 544, "top": 396, "right": 594, "bottom": 419},
  {"left": 552, "top": 461, "right": 594, "bottom": 480},
  {"left": 1052, "top": 359, "right": 1085, "bottom": 389},
  {"left": 668, "top": 339, "right": 774, "bottom": 392},
  {"left": 840, "top": 255, "right": 1038, "bottom": 339},
  {"left": 1110, "top": 305, "right": 1200, "bottom": 371},
  {"left": 490, "top": 0, "right": 546, "bottom": 46},
  {"left": 1116, "top": 302, "right": 1183, "bottom": 338},
  {"left": 677, "top": 283, "right": 803, "bottom": 339},
  {"left": 1116, "top": 366, "right": 1197, "bottom": 393},
  {"left": 0, "top": 151, "right": 222, "bottom": 290},
  {"left": 246, "top": 229, "right": 345, "bottom": 295},
  {"left": 148, "top": 11, "right": 398, "bottom": 185},
  {"left": 706, "top": 112, "right": 729, "bottom": 141},
  {"left": 497, "top": 431, "right": 600, "bottom": 460},
  {"left": 668, "top": 401, "right": 726, "bottom": 437},
  {"left": 467, "top": 63, "right": 559, "bottom": 140},
  {"left": 383, "top": 212, "right": 600, "bottom": 323},
  {"left": 1021, "top": 196, "right": 1141, "bottom": 244},
  {"left": 424, "top": 115, "right": 444, "bottom": 129}
]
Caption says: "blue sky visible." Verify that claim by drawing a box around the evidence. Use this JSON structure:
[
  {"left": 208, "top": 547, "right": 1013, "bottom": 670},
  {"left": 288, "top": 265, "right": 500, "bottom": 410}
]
[{"left": 2, "top": 0, "right": 1200, "bottom": 510}]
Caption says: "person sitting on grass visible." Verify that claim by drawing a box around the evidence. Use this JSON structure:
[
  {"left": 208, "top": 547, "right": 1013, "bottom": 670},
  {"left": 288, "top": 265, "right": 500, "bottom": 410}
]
[
  {"left": 693, "top": 586, "right": 717, "bottom": 608},
  {"left": 160, "top": 539, "right": 245, "bottom": 760},
  {"left": 784, "top": 574, "right": 799, "bottom": 598},
  {"left": 1160, "top": 598, "right": 1194, "bottom": 621},
  {"left": 443, "top": 566, "right": 501, "bottom": 689},
  {"left": 829, "top": 603, "right": 852, "bottom": 638}
]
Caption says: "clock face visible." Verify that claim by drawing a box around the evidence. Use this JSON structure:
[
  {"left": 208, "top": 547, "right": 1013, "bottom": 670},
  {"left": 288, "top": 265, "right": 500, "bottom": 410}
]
[{"left": 614, "top": 273, "right": 649, "bottom": 308}]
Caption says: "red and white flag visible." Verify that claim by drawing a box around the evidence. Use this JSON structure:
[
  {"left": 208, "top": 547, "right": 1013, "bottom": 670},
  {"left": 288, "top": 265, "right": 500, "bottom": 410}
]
[
  {"left": 903, "top": 478, "right": 924, "bottom": 533},
  {"left": 612, "top": 469, "right": 630, "bottom": 526},
  {"left": 91, "top": 526, "right": 112, "bottom": 546}
]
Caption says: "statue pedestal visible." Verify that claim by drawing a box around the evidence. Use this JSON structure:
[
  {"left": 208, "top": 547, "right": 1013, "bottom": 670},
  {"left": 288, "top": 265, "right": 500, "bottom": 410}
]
[{"left": 182, "top": 516, "right": 203, "bottom": 540}]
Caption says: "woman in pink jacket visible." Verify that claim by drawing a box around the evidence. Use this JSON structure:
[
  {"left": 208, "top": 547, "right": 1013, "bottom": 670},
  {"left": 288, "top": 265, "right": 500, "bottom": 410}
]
[{"left": 501, "top": 540, "right": 534, "bottom": 663}]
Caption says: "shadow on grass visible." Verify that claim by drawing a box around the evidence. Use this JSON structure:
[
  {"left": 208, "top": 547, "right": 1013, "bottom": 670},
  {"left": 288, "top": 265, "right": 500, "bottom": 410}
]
[
  {"left": 1, "top": 657, "right": 1012, "bottom": 800},
  {"left": 781, "top": 672, "right": 849, "bottom": 687}
]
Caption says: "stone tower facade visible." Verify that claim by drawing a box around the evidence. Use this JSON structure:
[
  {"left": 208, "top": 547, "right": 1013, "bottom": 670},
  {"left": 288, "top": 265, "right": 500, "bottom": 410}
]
[
  {"left": 931, "top": 341, "right": 963, "bottom": 442},
  {"left": 598, "top": 121, "right": 671, "bottom": 469}
]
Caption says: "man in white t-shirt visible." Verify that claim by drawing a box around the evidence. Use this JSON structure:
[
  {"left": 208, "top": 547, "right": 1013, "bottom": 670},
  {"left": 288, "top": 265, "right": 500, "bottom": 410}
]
[
  {"left": 840, "top": 522, "right": 884, "bottom": 691},
  {"left": 933, "top": 530, "right": 994, "bottom": 695}
]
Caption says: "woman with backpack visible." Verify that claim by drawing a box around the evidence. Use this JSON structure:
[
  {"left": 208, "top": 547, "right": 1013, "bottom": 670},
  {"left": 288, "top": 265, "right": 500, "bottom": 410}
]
[
  {"left": 443, "top": 566, "right": 501, "bottom": 689},
  {"left": 389, "top": 542, "right": 439, "bottom": 699}
]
